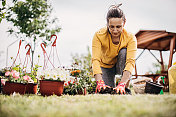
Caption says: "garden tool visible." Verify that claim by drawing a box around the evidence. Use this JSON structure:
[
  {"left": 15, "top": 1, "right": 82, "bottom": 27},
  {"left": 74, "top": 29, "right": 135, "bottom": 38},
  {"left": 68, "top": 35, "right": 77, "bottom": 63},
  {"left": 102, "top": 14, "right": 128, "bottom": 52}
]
[{"left": 160, "top": 76, "right": 165, "bottom": 94}]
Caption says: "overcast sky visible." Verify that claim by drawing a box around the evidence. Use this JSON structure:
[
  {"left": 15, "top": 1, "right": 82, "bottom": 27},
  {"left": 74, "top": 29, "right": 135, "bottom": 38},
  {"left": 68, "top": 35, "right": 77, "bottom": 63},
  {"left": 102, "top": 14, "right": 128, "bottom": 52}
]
[{"left": 0, "top": 0, "right": 176, "bottom": 74}]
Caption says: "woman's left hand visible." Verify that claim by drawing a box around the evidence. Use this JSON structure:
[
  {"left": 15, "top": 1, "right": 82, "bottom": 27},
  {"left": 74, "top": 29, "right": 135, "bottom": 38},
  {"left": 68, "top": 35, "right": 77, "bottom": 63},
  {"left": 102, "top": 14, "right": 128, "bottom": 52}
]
[{"left": 114, "top": 82, "right": 126, "bottom": 94}]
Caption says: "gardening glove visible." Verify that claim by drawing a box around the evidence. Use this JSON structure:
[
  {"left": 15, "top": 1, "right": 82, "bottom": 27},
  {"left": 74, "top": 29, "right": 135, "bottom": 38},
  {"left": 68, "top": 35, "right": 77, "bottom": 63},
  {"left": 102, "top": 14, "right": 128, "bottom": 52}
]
[
  {"left": 114, "top": 82, "right": 126, "bottom": 95},
  {"left": 95, "top": 80, "right": 109, "bottom": 93}
]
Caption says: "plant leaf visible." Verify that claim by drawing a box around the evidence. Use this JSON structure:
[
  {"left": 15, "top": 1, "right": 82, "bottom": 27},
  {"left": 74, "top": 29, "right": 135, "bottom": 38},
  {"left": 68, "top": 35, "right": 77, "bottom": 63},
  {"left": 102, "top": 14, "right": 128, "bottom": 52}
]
[{"left": 2, "top": 0, "right": 6, "bottom": 6}]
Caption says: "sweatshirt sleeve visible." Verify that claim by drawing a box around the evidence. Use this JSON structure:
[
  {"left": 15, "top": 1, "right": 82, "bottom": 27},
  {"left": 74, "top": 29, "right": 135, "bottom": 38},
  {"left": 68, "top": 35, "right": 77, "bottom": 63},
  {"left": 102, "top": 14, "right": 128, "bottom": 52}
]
[
  {"left": 124, "top": 35, "right": 137, "bottom": 74},
  {"left": 92, "top": 33, "right": 102, "bottom": 76}
]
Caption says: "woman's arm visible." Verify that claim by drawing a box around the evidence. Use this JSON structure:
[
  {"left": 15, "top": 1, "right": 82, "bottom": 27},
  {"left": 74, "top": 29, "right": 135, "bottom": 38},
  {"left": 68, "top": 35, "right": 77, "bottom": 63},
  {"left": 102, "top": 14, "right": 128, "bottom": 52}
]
[
  {"left": 120, "top": 70, "right": 131, "bottom": 83},
  {"left": 94, "top": 74, "right": 103, "bottom": 81},
  {"left": 123, "top": 35, "right": 137, "bottom": 77},
  {"left": 92, "top": 33, "right": 102, "bottom": 77}
]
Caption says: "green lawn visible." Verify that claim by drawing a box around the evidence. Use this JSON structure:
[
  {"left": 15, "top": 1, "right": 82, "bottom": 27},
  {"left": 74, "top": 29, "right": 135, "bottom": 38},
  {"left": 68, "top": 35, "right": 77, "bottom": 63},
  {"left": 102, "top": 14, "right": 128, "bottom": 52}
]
[{"left": 0, "top": 93, "right": 176, "bottom": 117}]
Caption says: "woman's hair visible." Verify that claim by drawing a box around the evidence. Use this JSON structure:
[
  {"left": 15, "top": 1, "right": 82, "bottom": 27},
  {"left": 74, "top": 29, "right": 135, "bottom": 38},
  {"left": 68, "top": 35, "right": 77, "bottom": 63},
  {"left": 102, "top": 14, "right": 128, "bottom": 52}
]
[{"left": 106, "top": 3, "right": 126, "bottom": 23}]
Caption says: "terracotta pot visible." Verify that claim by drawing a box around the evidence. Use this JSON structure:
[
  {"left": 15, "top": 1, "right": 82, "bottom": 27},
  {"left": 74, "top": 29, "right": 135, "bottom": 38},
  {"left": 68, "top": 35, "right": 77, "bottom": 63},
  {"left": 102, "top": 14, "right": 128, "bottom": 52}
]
[
  {"left": 40, "top": 80, "right": 64, "bottom": 96},
  {"left": 26, "top": 83, "right": 38, "bottom": 94},
  {"left": 2, "top": 81, "right": 26, "bottom": 95}
]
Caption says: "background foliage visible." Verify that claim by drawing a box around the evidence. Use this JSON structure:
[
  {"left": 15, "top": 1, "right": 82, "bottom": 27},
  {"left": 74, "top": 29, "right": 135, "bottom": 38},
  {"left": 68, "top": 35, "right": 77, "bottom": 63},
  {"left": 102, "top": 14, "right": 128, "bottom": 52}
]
[
  {"left": 148, "top": 62, "right": 168, "bottom": 74},
  {"left": 0, "top": 0, "right": 6, "bottom": 23}
]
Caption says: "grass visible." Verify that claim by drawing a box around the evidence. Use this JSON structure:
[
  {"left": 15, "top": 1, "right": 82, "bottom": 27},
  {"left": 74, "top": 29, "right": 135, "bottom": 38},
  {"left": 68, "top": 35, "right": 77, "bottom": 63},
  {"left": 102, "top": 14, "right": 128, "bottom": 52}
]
[{"left": 0, "top": 93, "right": 176, "bottom": 117}]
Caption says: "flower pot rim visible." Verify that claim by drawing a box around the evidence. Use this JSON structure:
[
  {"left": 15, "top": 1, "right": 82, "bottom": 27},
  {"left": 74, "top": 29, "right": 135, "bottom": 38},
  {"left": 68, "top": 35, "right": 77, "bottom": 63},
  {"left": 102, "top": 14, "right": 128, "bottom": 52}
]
[
  {"left": 25, "top": 83, "right": 38, "bottom": 85},
  {"left": 5, "top": 81, "right": 26, "bottom": 85},
  {"left": 39, "top": 80, "right": 65, "bottom": 82}
]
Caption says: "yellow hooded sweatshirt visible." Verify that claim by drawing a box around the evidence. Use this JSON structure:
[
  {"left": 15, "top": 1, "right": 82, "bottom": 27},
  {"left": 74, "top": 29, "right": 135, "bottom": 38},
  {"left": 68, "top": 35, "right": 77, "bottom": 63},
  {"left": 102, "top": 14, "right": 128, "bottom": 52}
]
[{"left": 92, "top": 27, "right": 137, "bottom": 76}]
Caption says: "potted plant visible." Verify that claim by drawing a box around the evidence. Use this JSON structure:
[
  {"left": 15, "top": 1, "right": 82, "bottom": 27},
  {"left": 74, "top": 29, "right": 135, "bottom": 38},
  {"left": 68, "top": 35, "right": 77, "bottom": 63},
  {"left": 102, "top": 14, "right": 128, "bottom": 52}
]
[
  {"left": 63, "top": 72, "right": 93, "bottom": 95},
  {"left": 38, "top": 67, "right": 70, "bottom": 96},
  {"left": 0, "top": 67, "right": 11, "bottom": 77},
  {"left": 2, "top": 65, "right": 33, "bottom": 95},
  {"left": 63, "top": 68, "right": 84, "bottom": 95},
  {"left": 25, "top": 64, "right": 41, "bottom": 94},
  {"left": 24, "top": 73, "right": 38, "bottom": 94},
  {"left": 63, "top": 78, "right": 84, "bottom": 95},
  {"left": 0, "top": 67, "right": 11, "bottom": 93}
]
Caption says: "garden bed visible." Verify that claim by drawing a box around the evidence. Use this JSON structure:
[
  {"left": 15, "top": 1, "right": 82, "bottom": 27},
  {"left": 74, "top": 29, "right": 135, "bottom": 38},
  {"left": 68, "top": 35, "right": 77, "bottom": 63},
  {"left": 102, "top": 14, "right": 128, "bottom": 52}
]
[{"left": 0, "top": 93, "right": 176, "bottom": 117}]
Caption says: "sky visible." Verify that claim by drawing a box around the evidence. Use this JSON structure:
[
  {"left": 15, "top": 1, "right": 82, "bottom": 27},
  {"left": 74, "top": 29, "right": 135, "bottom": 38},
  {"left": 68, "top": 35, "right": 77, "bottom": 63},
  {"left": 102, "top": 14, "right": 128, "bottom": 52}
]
[{"left": 0, "top": 0, "right": 176, "bottom": 75}]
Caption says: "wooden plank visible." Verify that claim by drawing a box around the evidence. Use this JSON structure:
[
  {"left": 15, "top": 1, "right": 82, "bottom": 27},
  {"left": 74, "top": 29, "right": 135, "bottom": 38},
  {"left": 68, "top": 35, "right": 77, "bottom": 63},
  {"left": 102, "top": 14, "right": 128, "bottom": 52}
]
[
  {"left": 134, "top": 63, "right": 138, "bottom": 78},
  {"left": 160, "top": 51, "right": 165, "bottom": 73},
  {"left": 163, "top": 42, "right": 171, "bottom": 50},
  {"left": 137, "top": 30, "right": 166, "bottom": 32},
  {"left": 143, "top": 40, "right": 156, "bottom": 49},
  {"left": 137, "top": 31, "right": 166, "bottom": 39},
  {"left": 135, "top": 30, "right": 166, "bottom": 37},
  {"left": 168, "top": 35, "right": 176, "bottom": 68},
  {"left": 137, "top": 32, "right": 166, "bottom": 43},
  {"left": 137, "top": 33, "right": 169, "bottom": 45},
  {"left": 158, "top": 41, "right": 161, "bottom": 48}
]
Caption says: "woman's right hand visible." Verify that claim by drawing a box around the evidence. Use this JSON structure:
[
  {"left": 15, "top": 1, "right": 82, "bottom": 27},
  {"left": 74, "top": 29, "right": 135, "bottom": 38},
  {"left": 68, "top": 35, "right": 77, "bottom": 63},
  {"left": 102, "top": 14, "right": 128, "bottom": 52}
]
[
  {"left": 95, "top": 80, "right": 106, "bottom": 93},
  {"left": 95, "top": 74, "right": 110, "bottom": 93}
]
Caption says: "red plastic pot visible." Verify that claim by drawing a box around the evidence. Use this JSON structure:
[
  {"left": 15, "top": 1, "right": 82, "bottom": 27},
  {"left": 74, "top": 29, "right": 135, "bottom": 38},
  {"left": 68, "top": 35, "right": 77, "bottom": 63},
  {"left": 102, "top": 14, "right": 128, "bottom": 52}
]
[
  {"left": 26, "top": 83, "right": 38, "bottom": 94},
  {"left": 40, "top": 80, "right": 64, "bottom": 96},
  {"left": 2, "top": 81, "right": 26, "bottom": 95}
]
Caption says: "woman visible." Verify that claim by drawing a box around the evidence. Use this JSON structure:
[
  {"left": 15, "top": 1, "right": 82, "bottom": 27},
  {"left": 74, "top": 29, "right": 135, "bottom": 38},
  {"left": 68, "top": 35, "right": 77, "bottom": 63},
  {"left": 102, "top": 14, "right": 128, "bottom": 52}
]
[{"left": 92, "top": 4, "right": 137, "bottom": 94}]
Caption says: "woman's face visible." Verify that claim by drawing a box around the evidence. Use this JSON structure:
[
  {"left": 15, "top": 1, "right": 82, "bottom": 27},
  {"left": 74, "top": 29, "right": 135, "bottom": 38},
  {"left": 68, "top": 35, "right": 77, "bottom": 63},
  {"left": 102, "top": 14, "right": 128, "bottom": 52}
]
[{"left": 108, "top": 18, "right": 124, "bottom": 38}]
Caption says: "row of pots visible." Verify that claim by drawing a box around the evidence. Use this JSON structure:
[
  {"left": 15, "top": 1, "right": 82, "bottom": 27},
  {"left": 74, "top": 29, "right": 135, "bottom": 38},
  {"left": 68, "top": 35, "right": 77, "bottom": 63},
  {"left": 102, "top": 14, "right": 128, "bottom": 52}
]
[{"left": 2, "top": 80, "right": 64, "bottom": 96}]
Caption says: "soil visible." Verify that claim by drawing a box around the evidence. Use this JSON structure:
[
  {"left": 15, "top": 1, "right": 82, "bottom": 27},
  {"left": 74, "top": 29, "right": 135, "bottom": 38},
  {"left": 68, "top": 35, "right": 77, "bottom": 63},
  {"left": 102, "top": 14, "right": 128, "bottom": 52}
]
[{"left": 99, "top": 87, "right": 131, "bottom": 95}]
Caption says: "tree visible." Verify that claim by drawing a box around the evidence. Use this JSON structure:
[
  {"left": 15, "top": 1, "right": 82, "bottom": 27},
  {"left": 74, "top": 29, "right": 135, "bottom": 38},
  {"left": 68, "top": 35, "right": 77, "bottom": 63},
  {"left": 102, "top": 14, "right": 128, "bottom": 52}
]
[
  {"left": 0, "top": 0, "right": 6, "bottom": 23},
  {"left": 6, "top": 0, "right": 61, "bottom": 67},
  {"left": 148, "top": 62, "right": 168, "bottom": 74}
]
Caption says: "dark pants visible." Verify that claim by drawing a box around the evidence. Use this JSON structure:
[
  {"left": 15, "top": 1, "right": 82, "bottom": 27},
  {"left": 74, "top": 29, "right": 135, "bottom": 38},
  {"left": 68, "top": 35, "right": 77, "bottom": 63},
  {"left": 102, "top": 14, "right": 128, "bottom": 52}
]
[{"left": 101, "top": 48, "right": 127, "bottom": 88}]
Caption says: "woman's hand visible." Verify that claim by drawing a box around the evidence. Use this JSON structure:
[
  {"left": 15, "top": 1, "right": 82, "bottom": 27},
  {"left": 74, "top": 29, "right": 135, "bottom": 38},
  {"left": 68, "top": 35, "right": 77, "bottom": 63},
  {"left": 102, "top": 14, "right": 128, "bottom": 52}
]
[
  {"left": 114, "top": 82, "right": 126, "bottom": 94},
  {"left": 95, "top": 80, "right": 106, "bottom": 93},
  {"left": 114, "top": 70, "right": 131, "bottom": 94},
  {"left": 95, "top": 80, "right": 110, "bottom": 93}
]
